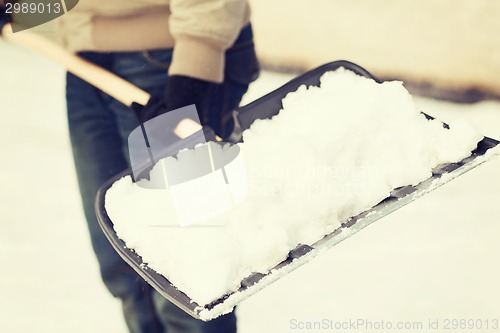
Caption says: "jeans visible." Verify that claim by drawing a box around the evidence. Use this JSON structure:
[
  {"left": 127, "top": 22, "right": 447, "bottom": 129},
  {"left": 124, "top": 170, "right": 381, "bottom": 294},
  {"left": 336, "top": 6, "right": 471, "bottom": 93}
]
[{"left": 66, "top": 25, "right": 258, "bottom": 333}]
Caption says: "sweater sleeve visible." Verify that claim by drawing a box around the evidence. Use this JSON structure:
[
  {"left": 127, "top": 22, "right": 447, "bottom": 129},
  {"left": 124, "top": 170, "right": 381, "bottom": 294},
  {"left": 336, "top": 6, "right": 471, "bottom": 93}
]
[{"left": 168, "top": 0, "right": 249, "bottom": 83}]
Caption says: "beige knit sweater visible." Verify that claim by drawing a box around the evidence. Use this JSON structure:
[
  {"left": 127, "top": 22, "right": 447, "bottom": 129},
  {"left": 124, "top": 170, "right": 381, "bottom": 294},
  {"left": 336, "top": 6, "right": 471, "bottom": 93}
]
[{"left": 58, "top": 0, "right": 250, "bottom": 82}]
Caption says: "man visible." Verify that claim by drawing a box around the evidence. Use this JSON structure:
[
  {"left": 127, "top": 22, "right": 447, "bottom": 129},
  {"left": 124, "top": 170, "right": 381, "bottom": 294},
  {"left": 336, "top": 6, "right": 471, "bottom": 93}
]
[{"left": 1, "top": 1, "right": 259, "bottom": 332}]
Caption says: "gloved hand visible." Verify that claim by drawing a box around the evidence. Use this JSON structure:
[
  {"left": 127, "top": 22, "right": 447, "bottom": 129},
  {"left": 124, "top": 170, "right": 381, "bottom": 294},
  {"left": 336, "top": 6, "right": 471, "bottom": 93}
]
[
  {"left": 1, "top": 3, "right": 10, "bottom": 35},
  {"left": 133, "top": 75, "right": 213, "bottom": 127}
]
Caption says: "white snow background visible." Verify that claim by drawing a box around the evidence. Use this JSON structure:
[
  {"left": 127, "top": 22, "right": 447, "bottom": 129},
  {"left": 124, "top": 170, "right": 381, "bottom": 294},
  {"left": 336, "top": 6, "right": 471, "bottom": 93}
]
[{"left": 1, "top": 40, "right": 499, "bottom": 332}]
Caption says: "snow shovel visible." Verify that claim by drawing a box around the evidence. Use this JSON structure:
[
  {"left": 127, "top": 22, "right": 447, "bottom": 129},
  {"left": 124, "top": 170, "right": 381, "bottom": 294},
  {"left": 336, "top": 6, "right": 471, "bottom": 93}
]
[
  {"left": 4, "top": 25, "right": 500, "bottom": 321},
  {"left": 95, "top": 66, "right": 500, "bottom": 320}
]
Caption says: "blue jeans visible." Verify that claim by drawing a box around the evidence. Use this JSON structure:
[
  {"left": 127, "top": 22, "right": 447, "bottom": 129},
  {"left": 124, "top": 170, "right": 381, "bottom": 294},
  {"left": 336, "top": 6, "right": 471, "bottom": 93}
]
[{"left": 67, "top": 26, "right": 258, "bottom": 333}]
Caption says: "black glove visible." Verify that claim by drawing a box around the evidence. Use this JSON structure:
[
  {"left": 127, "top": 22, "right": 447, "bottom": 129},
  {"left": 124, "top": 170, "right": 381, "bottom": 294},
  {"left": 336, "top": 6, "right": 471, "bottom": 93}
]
[
  {"left": 133, "top": 75, "right": 213, "bottom": 127},
  {"left": 1, "top": 3, "right": 10, "bottom": 35},
  {"left": 164, "top": 75, "right": 213, "bottom": 124}
]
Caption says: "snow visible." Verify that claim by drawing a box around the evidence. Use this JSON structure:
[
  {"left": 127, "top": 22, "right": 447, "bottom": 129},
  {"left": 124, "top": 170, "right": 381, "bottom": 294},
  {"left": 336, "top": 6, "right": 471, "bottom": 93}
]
[
  {"left": 1, "top": 39, "right": 500, "bottom": 333},
  {"left": 106, "top": 68, "right": 483, "bottom": 308}
]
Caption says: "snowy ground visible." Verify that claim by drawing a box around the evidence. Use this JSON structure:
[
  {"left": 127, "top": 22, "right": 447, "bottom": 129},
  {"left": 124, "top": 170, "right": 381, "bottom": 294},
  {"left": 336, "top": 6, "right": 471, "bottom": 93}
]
[{"left": 0, "top": 40, "right": 499, "bottom": 333}]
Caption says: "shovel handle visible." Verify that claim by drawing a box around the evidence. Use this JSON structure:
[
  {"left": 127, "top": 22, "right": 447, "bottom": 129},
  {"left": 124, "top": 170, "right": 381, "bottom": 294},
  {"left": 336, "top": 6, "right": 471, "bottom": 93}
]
[
  {"left": 2, "top": 24, "right": 209, "bottom": 140},
  {"left": 2, "top": 23, "right": 150, "bottom": 107}
]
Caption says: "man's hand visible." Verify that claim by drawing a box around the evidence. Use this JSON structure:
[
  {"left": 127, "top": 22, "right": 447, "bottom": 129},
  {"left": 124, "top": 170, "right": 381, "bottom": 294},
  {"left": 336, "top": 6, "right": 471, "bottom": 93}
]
[
  {"left": 164, "top": 75, "right": 212, "bottom": 124},
  {"left": 133, "top": 75, "right": 213, "bottom": 127}
]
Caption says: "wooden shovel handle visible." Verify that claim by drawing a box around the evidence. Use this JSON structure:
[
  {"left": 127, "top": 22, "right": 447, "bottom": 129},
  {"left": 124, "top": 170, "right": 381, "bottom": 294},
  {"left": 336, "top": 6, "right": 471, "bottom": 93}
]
[
  {"left": 2, "top": 23, "right": 150, "bottom": 107},
  {"left": 2, "top": 24, "right": 209, "bottom": 140}
]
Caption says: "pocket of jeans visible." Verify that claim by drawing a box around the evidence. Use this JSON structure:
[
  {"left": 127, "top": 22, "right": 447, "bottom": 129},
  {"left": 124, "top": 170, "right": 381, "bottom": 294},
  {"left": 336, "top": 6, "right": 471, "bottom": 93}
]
[
  {"left": 141, "top": 50, "right": 173, "bottom": 70},
  {"left": 225, "top": 40, "right": 260, "bottom": 85}
]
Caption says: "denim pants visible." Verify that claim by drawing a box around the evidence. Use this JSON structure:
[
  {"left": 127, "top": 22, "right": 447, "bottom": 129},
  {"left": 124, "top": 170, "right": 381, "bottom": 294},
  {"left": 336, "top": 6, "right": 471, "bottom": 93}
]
[{"left": 66, "top": 26, "right": 258, "bottom": 333}]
